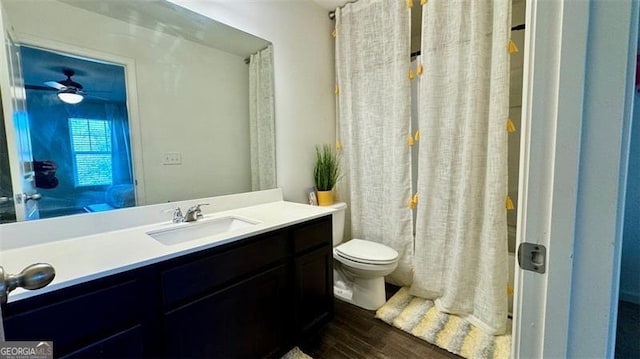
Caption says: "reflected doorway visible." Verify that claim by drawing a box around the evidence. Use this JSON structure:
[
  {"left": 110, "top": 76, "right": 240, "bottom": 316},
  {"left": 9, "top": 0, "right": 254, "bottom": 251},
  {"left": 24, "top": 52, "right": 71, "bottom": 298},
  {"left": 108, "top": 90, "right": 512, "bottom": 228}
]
[
  {"left": 20, "top": 46, "right": 135, "bottom": 219},
  {"left": 0, "top": 96, "right": 15, "bottom": 224}
]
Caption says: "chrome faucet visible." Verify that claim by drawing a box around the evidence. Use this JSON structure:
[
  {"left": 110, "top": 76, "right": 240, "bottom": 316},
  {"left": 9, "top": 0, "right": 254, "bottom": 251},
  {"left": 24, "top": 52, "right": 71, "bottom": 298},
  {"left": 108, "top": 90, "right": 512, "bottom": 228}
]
[
  {"left": 168, "top": 203, "right": 209, "bottom": 223},
  {"left": 184, "top": 203, "right": 209, "bottom": 222}
]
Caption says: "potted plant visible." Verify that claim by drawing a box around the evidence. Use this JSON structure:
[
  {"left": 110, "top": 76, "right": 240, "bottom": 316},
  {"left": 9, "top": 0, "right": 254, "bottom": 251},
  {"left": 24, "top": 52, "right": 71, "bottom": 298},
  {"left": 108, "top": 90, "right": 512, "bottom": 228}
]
[{"left": 313, "top": 144, "right": 341, "bottom": 206}]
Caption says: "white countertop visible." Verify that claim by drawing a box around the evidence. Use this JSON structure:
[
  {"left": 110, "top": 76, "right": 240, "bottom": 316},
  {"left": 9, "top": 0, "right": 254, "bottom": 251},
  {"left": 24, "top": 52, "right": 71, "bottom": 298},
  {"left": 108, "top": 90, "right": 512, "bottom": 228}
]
[{"left": 3, "top": 201, "right": 334, "bottom": 302}]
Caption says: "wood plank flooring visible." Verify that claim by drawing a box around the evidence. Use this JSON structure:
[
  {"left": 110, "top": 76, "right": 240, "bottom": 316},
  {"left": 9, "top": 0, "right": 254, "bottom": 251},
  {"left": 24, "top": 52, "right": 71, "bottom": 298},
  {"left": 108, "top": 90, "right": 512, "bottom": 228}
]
[
  {"left": 301, "top": 291, "right": 638, "bottom": 358},
  {"left": 300, "top": 298, "right": 462, "bottom": 359}
]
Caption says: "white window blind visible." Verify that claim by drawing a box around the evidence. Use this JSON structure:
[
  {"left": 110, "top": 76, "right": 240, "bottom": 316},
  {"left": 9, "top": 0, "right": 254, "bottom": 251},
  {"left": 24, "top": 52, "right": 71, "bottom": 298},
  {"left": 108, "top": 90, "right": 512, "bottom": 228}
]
[{"left": 69, "top": 118, "right": 113, "bottom": 187}]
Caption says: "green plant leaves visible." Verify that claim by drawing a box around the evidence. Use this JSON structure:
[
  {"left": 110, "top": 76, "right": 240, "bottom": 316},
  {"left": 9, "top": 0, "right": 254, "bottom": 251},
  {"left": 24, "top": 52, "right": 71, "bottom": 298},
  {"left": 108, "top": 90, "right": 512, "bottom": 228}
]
[{"left": 314, "top": 144, "right": 340, "bottom": 191}]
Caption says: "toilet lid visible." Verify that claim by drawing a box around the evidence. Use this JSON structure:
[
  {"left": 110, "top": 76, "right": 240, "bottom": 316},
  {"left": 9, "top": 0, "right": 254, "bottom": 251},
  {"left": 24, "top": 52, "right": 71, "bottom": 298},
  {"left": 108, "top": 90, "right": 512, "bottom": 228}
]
[{"left": 335, "top": 239, "right": 398, "bottom": 264}]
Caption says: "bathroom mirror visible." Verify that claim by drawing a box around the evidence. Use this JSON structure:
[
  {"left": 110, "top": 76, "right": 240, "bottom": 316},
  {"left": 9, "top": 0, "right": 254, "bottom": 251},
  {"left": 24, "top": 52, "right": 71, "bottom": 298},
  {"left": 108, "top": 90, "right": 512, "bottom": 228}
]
[{"left": 0, "top": 0, "right": 275, "bottom": 223}]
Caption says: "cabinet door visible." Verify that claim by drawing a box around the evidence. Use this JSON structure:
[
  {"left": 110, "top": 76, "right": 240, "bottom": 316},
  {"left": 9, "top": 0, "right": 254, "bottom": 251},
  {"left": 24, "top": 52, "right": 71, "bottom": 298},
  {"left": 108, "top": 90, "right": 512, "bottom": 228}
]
[
  {"left": 295, "top": 246, "right": 333, "bottom": 337},
  {"left": 163, "top": 265, "right": 291, "bottom": 358}
]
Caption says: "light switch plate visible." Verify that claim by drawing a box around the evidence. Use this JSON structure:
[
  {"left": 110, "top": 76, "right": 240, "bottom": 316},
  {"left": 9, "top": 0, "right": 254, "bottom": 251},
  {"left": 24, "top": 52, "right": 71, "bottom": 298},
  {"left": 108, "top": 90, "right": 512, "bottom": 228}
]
[{"left": 162, "top": 152, "right": 182, "bottom": 165}]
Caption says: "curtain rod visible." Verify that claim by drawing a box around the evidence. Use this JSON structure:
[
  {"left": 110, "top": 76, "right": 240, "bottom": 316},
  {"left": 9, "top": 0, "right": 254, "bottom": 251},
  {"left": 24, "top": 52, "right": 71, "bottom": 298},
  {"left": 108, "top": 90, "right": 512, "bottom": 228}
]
[{"left": 328, "top": 10, "right": 526, "bottom": 32}]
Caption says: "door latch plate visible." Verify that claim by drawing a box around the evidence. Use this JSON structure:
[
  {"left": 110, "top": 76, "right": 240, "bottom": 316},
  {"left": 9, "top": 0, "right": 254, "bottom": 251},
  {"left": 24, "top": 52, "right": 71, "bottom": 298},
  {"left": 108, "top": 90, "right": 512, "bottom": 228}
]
[{"left": 517, "top": 242, "right": 546, "bottom": 274}]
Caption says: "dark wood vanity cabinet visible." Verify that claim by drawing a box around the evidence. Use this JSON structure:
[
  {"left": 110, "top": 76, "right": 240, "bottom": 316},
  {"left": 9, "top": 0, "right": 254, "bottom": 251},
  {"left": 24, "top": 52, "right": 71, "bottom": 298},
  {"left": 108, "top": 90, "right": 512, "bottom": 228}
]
[
  {"left": 163, "top": 265, "right": 291, "bottom": 358},
  {"left": 2, "top": 268, "right": 155, "bottom": 358},
  {"left": 2, "top": 215, "right": 333, "bottom": 358},
  {"left": 160, "top": 230, "right": 292, "bottom": 358},
  {"left": 292, "top": 218, "right": 334, "bottom": 339}
]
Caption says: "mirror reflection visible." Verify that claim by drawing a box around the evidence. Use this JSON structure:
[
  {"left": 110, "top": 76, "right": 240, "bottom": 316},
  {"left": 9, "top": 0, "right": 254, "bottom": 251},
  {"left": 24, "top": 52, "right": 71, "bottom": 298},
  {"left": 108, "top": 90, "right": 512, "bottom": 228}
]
[{"left": 0, "top": 0, "right": 276, "bottom": 224}]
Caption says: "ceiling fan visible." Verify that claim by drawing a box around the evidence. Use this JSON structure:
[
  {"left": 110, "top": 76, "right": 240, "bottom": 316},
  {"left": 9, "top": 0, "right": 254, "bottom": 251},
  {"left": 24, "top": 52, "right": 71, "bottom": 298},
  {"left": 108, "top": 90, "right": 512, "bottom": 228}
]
[
  {"left": 25, "top": 68, "right": 104, "bottom": 104},
  {"left": 45, "top": 69, "right": 85, "bottom": 104}
]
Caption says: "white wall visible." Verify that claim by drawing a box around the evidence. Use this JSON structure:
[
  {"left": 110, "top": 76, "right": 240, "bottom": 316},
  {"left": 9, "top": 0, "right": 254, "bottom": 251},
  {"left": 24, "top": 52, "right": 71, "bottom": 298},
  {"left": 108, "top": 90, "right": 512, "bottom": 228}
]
[
  {"left": 167, "top": 0, "right": 336, "bottom": 203},
  {"left": 567, "top": 1, "right": 638, "bottom": 357},
  {"left": 5, "top": 1, "right": 253, "bottom": 205}
]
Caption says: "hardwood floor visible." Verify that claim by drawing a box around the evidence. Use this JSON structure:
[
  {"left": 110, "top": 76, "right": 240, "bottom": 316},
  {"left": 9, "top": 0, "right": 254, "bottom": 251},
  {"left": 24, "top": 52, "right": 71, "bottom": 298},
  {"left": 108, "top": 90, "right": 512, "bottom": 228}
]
[{"left": 300, "top": 297, "right": 462, "bottom": 359}]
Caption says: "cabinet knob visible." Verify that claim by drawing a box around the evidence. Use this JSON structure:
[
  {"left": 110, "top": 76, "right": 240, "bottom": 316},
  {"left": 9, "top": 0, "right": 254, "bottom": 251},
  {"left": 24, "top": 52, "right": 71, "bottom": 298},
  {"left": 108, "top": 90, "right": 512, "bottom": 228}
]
[{"left": 0, "top": 263, "right": 56, "bottom": 305}]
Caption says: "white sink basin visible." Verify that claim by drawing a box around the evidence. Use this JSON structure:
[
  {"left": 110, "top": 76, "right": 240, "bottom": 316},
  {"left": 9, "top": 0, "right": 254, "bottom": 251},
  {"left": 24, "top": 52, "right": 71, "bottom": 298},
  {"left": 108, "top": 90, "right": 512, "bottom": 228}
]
[{"left": 147, "top": 216, "right": 259, "bottom": 246}]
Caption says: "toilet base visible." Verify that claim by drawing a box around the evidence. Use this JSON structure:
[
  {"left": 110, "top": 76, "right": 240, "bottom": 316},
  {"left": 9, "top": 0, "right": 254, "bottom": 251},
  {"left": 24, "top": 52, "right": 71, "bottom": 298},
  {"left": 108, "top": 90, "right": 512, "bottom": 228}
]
[{"left": 334, "top": 275, "right": 387, "bottom": 310}]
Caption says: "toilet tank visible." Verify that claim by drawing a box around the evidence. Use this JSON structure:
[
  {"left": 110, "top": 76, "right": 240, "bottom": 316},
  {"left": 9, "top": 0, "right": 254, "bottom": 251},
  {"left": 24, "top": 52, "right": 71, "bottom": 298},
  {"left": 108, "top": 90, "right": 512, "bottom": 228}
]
[{"left": 327, "top": 202, "right": 347, "bottom": 246}]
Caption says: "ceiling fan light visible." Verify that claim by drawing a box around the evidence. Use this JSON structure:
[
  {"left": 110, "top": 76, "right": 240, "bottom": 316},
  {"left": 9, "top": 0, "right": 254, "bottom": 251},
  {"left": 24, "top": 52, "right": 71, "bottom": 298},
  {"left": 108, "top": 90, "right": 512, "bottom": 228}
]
[{"left": 57, "top": 89, "right": 83, "bottom": 104}]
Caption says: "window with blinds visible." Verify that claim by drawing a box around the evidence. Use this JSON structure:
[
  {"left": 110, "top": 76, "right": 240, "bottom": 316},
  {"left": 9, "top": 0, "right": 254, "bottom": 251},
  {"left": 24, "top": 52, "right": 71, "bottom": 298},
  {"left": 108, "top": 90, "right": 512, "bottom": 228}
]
[{"left": 68, "top": 118, "right": 113, "bottom": 187}]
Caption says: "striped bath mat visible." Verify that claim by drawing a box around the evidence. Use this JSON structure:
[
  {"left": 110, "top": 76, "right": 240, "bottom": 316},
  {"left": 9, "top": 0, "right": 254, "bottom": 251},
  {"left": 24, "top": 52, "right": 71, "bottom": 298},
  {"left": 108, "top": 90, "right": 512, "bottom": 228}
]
[
  {"left": 376, "top": 288, "right": 511, "bottom": 359},
  {"left": 281, "top": 347, "right": 312, "bottom": 359}
]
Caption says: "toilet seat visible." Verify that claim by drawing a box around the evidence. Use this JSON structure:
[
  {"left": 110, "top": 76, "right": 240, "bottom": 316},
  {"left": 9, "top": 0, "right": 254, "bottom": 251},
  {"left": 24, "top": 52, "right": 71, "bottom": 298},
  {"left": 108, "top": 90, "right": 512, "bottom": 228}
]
[{"left": 335, "top": 239, "right": 398, "bottom": 265}]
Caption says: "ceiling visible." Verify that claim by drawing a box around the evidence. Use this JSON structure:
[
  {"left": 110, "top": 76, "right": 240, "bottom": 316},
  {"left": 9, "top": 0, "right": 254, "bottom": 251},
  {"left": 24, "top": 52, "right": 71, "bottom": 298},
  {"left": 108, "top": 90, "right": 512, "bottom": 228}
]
[{"left": 60, "top": 0, "right": 270, "bottom": 57}]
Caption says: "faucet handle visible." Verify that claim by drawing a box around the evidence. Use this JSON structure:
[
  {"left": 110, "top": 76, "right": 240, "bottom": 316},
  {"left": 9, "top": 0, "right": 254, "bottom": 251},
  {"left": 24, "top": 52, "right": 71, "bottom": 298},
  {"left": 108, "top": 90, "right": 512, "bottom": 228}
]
[
  {"left": 193, "top": 203, "right": 210, "bottom": 218},
  {"left": 164, "top": 207, "right": 184, "bottom": 223},
  {"left": 184, "top": 203, "right": 209, "bottom": 221},
  {"left": 174, "top": 207, "right": 184, "bottom": 221}
]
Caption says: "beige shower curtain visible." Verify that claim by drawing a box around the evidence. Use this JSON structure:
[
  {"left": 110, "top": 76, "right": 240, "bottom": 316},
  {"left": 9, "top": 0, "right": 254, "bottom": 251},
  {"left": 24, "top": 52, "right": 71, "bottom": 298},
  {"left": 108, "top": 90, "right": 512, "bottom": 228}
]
[
  {"left": 410, "top": 0, "right": 511, "bottom": 334},
  {"left": 249, "top": 45, "right": 276, "bottom": 191},
  {"left": 335, "top": 0, "right": 413, "bottom": 286}
]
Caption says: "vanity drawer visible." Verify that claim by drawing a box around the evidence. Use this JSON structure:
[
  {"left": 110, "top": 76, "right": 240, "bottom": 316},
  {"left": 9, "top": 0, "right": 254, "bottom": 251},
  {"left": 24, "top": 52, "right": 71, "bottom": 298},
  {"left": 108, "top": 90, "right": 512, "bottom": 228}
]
[
  {"left": 61, "top": 325, "right": 144, "bottom": 359},
  {"left": 161, "top": 231, "right": 288, "bottom": 307},
  {"left": 292, "top": 215, "right": 332, "bottom": 254},
  {"left": 3, "top": 276, "right": 143, "bottom": 357}
]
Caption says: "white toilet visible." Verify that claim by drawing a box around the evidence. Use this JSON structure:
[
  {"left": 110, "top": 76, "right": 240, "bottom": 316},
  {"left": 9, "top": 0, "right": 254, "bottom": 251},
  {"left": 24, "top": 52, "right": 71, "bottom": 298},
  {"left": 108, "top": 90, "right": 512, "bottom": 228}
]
[{"left": 329, "top": 202, "right": 399, "bottom": 310}]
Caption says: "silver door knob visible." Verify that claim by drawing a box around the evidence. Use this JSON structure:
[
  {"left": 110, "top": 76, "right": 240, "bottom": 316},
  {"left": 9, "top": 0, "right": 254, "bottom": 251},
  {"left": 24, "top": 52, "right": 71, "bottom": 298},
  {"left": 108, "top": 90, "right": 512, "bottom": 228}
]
[
  {"left": 22, "top": 193, "right": 41, "bottom": 201},
  {"left": 0, "top": 197, "right": 10, "bottom": 204},
  {"left": 0, "top": 263, "right": 56, "bottom": 304}
]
